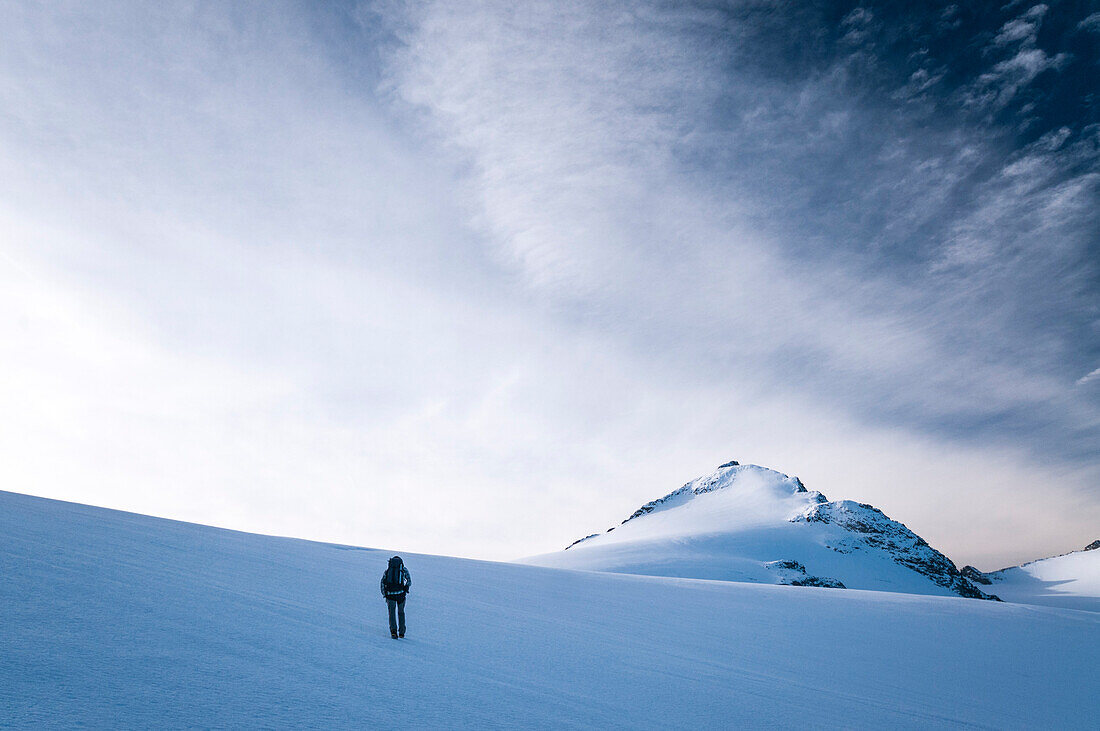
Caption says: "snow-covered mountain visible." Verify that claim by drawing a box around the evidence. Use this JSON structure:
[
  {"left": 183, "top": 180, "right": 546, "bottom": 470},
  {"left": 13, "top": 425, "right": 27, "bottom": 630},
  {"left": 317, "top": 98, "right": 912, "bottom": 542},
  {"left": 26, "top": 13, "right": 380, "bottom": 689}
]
[
  {"left": 961, "top": 541, "right": 1100, "bottom": 613},
  {"left": 3, "top": 490, "right": 1098, "bottom": 728},
  {"left": 525, "top": 461, "right": 997, "bottom": 600}
]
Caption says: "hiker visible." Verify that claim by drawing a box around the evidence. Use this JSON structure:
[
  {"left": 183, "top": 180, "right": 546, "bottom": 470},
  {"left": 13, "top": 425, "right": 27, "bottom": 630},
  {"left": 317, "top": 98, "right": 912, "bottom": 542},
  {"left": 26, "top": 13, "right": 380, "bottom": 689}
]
[{"left": 380, "top": 555, "right": 411, "bottom": 639}]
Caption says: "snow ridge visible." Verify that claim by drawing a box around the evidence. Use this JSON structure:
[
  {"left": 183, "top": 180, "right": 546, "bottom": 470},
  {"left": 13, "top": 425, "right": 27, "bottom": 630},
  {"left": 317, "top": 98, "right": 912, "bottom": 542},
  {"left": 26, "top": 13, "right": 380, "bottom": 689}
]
[
  {"left": 568, "top": 461, "right": 818, "bottom": 548},
  {"left": 958, "top": 540, "right": 1100, "bottom": 612},
  {"left": 990, "top": 538, "right": 1100, "bottom": 573}
]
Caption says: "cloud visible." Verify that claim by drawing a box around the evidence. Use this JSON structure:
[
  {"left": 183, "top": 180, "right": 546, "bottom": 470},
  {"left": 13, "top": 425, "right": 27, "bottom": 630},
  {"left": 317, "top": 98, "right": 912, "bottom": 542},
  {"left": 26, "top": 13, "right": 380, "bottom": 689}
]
[
  {"left": 1078, "top": 368, "right": 1100, "bottom": 386},
  {"left": 993, "top": 4, "right": 1048, "bottom": 46},
  {"left": 0, "top": 0, "right": 1096, "bottom": 567},
  {"left": 1077, "top": 12, "right": 1100, "bottom": 33},
  {"left": 986, "top": 46, "right": 1068, "bottom": 95},
  {"left": 385, "top": 0, "right": 1097, "bottom": 443},
  {"left": 379, "top": 0, "right": 1100, "bottom": 552},
  {"left": 957, "top": 3, "right": 1074, "bottom": 112}
]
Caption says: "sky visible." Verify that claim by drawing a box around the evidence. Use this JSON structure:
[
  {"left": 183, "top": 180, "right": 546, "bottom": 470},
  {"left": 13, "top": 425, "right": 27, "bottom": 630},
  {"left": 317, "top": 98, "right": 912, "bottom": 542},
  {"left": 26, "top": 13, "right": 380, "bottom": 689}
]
[{"left": 0, "top": 0, "right": 1097, "bottom": 569}]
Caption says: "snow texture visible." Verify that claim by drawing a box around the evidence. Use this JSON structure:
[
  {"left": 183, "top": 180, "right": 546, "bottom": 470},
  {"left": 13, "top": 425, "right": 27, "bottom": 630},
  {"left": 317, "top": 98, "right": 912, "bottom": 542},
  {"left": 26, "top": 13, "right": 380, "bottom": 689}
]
[
  {"left": 976, "top": 542, "right": 1100, "bottom": 613},
  {"left": 529, "top": 462, "right": 996, "bottom": 599},
  {"left": 2, "top": 490, "right": 1098, "bottom": 728}
]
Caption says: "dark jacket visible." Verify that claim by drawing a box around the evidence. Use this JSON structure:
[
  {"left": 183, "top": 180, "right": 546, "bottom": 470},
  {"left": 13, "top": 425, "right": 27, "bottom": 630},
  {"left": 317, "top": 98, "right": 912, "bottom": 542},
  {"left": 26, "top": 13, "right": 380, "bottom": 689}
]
[{"left": 380, "top": 556, "right": 411, "bottom": 599}]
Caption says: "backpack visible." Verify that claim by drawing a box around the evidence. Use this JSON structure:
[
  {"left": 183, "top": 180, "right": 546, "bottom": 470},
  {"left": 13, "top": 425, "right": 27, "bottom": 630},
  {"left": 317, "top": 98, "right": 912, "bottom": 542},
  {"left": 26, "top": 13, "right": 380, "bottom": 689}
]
[{"left": 383, "top": 556, "right": 407, "bottom": 596}]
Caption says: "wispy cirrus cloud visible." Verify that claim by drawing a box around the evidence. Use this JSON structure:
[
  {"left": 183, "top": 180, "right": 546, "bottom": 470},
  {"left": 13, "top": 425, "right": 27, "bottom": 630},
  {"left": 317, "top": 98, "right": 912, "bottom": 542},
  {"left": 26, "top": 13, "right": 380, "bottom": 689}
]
[
  {"left": 376, "top": 0, "right": 1100, "bottom": 560},
  {"left": 1076, "top": 12, "right": 1100, "bottom": 33},
  {"left": 0, "top": 0, "right": 1096, "bottom": 567},
  {"left": 993, "top": 4, "right": 1048, "bottom": 47},
  {"left": 381, "top": 0, "right": 1098, "bottom": 451}
]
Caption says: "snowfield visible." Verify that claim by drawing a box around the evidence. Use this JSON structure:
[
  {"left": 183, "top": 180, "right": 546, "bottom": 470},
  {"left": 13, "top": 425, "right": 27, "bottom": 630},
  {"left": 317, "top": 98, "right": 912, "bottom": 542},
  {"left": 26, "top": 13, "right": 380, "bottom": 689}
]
[
  {"left": 980, "top": 546, "right": 1100, "bottom": 613},
  {"left": 2, "top": 490, "right": 1098, "bottom": 729}
]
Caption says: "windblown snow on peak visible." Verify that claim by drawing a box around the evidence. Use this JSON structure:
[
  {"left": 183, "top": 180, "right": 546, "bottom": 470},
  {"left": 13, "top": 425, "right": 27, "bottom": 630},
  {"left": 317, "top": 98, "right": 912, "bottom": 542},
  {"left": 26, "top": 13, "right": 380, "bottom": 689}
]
[
  {"left": 567, "top": 462, "right": 821, "bottom": 548},
  {"left": 526, "top": 461, "right": 996, "bottom": 600}
]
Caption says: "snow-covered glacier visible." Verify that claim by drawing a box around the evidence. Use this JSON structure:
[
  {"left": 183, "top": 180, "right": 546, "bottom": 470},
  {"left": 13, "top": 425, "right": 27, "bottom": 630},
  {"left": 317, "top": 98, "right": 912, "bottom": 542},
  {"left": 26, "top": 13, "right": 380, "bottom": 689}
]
[{"left": 3, "top": 488, "right": 1099, "bottom": 728}]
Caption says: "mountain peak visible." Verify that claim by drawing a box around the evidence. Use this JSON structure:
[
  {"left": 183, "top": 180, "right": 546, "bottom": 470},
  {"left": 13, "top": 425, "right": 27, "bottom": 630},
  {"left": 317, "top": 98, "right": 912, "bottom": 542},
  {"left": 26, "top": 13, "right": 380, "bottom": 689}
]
[
  {"left": 606, "top": 461, "right": 817, "bottom": 534},
  {"left": 534, "top": 461, "right": 997, "bottom": 601}
]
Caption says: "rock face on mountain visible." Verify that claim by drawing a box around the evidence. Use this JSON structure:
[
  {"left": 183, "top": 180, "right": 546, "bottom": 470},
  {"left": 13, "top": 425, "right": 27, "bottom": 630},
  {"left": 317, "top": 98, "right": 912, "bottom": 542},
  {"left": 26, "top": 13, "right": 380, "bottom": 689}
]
[
  {"left": 961, "top": 565, "right": 993, "bottom": 585},
  {"left": 793, "top": 500, "right": 996, "bottom": 600},
  {"left": 764, "top": 559, "right": 847, "bottom": 588},
  {"left": 526, "top": 461, "right": 998, "bottom": 600}
]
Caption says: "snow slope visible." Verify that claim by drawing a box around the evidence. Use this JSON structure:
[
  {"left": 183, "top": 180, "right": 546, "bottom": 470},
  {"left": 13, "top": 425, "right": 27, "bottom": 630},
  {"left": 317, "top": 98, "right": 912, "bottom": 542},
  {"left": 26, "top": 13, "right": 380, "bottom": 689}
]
[
  {"left": 3, "top": 490, "right": 1098, "bottom": 729},
  {"left": 526, "top": 462, "right": 992, "bottom": 599},
  {"left": 969, "top": 543, "right": 1100, "bottom": 613}
]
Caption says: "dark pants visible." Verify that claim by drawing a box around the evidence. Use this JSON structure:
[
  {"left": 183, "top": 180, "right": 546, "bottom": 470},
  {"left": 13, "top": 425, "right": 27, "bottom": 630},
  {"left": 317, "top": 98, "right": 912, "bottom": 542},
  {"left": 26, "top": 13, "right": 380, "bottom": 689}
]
[{"left": 386, "top": 597, "right": 406, "bottom": 635}]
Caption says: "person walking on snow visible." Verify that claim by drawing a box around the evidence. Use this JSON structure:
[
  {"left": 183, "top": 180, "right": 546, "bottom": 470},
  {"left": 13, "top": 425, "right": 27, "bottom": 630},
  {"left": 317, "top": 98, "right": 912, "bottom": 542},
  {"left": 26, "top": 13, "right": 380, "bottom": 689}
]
[{"left": 380, "top": 556, "right": 411, "bottom": 639}]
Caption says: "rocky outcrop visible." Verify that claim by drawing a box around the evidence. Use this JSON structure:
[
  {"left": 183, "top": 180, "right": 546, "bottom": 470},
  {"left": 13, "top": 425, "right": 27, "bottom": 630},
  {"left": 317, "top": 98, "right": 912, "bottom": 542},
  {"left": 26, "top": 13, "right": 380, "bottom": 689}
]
[
  {"left": 961, "top": 565, "right": 992, "bottom": 585},
  {"left": 765, "top": 559, "right": 846, "bottom": 589},
  {"left": 565, "top": 533, "right": 600, "bottom": 550},
  {"left": 1085, "top": 539, "right": 1100, "bottom": 552},
  {"left": 791, "top": 576, "right": 846, "bottom": 588},
  {"left": 765, "top": 559, "right": 806, "bottom": 574},
  {"left": 795, "top": 500, "right": 999, "bottom": 600}
]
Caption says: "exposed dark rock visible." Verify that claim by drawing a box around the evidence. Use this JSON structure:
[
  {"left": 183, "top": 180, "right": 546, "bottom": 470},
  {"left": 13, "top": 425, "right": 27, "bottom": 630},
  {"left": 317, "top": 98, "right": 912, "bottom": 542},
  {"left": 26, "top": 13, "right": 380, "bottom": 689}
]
[
  {"left": 765, "top": 559, "right": 846, "bottom": 589},
  {"left": 622, "top": 500, "right": 665, "bottom": 523},
  {"left": 1085, "top": 540, "right": 1100, "bottom": 551},
  {"left": 790, "top": 576, "right": 846, "bottom": 589},
  {"left": 794, "top": 500, "right": 1001, "bottom": 601},
  {"left": 564, "top": 533, "right": 600, "bottom": 550},
  {"left": 766, "top": 559, "right": 806, "bottom": 573},
  {"left": 718, "top": 460, "right": 740, "bottom": 468},
  {"left": 961, "top": 565, "right": 992, "bottom": 585}
]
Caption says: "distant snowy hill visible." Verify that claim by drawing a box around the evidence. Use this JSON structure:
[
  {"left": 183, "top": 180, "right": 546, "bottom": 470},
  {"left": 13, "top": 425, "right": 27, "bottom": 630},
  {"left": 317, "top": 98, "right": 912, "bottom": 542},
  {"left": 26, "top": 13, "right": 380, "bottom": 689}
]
[
  {"left": 2, "top": 490, "right": 1099, "bottom": 728},
  {"left": 962, "top": 541, "right": 1100, "bottom": 613},
  {"left": 525, "top": 461, "right": 996, "bottom": 600}
]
